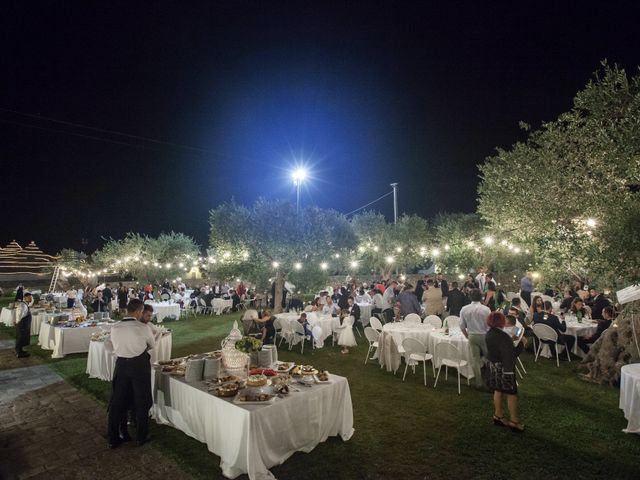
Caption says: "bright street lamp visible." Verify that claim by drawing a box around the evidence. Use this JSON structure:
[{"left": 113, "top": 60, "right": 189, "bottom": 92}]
[{"left": 292, "top": 168, "right": 308, "bottom": 214}]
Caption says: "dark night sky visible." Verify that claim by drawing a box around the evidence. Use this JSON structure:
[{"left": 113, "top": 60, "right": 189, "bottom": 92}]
[{"left": 1, "top": 1, "right": 639, "bottom": 254}]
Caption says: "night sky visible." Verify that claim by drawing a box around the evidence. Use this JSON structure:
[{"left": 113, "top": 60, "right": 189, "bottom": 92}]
[{"left": 2, "top": 1, "right": 639, "bottom": 254}]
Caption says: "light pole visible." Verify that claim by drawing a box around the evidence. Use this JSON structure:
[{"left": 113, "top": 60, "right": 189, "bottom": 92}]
[
  {"left": 390, "top": 182, "right": 398, "bottom": 224},
  {"left": 292, "top": 168, "right": 307, "bottom": 214}
]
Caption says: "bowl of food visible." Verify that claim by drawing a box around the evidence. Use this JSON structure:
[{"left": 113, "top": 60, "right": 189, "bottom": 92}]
[{"left": 211, "top": 383, "right": 239, "bottom": 397}]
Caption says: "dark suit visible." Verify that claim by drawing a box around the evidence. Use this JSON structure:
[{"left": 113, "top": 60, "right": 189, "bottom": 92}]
[
  {"left": 578, "top": 319, "right": 612, "bottom": 353},
  {"left": 533, "top": 312, "right": 575, "bottom": 355},
  {"left": 446, "top": 289, "right": 468, "bottom": 316},
  {"left": 348, "top": 303, "right": 360, "bottom": 322},
  {"left": 589, "top": 294, "right": 611, "bottom": 320}
]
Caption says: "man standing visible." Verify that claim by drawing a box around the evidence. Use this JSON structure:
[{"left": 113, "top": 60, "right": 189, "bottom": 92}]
[
  {"left": 520, "top": 272, "right": 534, "bottom": 308},
  {"left": 14, "top": 292, "right": 33, "bottom": 358},
  {"left": 446, "top": 282, "right": 468, "bottom": 316},
  {"left": 103, "top": 284, "right": 114, "bottom": 316},
  {"left": 382, "top": 280, "right": 398, "bottom": 323},
  {"left": 117, "top": 283, "right": 129, "bottom": 315},
  {"left": 459, "top": 288, "right": 491, "bottom": 388},
  {"left": 107, "top": 299, "right": 155, "bottom": 448},
  {"left": 475, "top": 267, "right": 487, "bottom": 293},
  {"left": 66, "top": 286, "right": 77, "bottom": 308}
]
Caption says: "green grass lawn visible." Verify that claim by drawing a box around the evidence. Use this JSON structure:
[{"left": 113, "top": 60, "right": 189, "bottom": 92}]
[{"left": 1, "top": 308, "right": 638, "bottom": 480}]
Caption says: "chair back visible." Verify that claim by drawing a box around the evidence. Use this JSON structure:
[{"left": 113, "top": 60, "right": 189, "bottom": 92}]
[
  {"left": 199, "top": 298, "right": 206, "bottom": 306},
  {"left": 370, "top": 317, "right": 383, "bottom": 332},
  {"left": 364, "top": 326, "right": 379, "bottom": 344},
  {"left": 161, "top": 293, "right": 170, "bottom": 301},
  {"left": 506, "top": 291, "right": 518, "bottom": 301},
  {"left": 443, "top": 315, "right": 459, "bottom": 330},
  {"left": 424, "top": 315, "right": 442, "bottom": 328},
  {"left": 435, "top": 342, "right": 463, "bottom": 365},
  {"left": 513, "top": 321, "right": 525, "bottom": 346},
  {"left": 292, "top": 321, "right": 306, "bottom": 336},
  {"left": 532, "top": 323, "right": 558, "bottom": 342},
  {"left": 402, "top": 337, "right": 427, "bottom": 358},
  {"left": 541, "top": 295, "right": 554, "bottom": 304},
  {"left": 404, "top": 313, "right": 421, "bottom": 325},
  {"left": 273, "top": 317, "right": 282, "bottom": 332}
]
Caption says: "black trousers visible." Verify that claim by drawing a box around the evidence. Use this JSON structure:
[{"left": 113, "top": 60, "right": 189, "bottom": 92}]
[
  {"left": 15, "top": 318, "right": 31, "bottom": 354},
  {"left": 520, "top": 291, "right": 532, "bottom": 308},
  {"left": 107, "top": 352, "right": 152, "bottom": 443}
]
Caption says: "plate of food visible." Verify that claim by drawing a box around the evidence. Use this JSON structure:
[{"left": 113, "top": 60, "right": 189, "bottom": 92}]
[
  {"left": 217, "top": 375, "right": 241, "bottom": 384},
  {"left": 249, "top": 368, "right": 278, "bottom": 377},
  {"left": 292, "top": 365, "right": 318, "bottom": 376},
  {"left": 210, "top": 383, "right": 240, "bottom": 397},
  {"left": 314, "top": 371, "right": 331, "bottom": 383},
  {"left": 233, "top": 392, "right": 276, "bottom": 404},
  {"left": 276, "top": 361, "right": 294, "bottom": 373}
]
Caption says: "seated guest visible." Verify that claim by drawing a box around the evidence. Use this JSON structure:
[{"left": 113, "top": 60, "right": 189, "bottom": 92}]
[
  {"left": 508, "top": 298, "right": 526, "bottom": 323},
  {"left": 533, "top": 301, "right": 575, "bottom": 357},
  {"left": 526, "top": 295, "right": 544, "bottom": 323},
  {"left": 578, "top": 306, "right": 615, "bottom": 353},
  {"left": 322, "top": 296, "right": 340, "bottom": 317},
  {"left": 297, "top": 312, "right": 312, "bottom": 337},
  {"left": 259, "top": 310, "right": 276, "bottom": 345},
  {"left": 559, "top": 287, "right": 577, "bottom": 312},
  {"left": 422, "top": 279, "right": 444, "bottom": 316},
  {"left": 371, "top": 289, "right": 384, "bottom": 316},
  {"left": 570, "top": 297, "right": 590, "bottom": 320},
  {"left": 587, "top": 287, "right": 611, "bottom": 320}
]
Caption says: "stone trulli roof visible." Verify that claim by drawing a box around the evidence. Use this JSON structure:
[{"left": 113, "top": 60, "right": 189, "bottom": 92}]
[{"left": 0, "top": 240, "right": 58, "bottom": 275}]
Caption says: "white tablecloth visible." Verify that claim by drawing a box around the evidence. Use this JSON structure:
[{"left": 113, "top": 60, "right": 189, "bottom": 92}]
[
  {"left": 620, "top": 363, "right": 640, "bottom": 434},
  {"left": 377, "top": 323, "right": 439, "bottom": 372},
  {"left": 539, "top": 319, "right": 599, "bottom": 357},
  {"left": 275, "top": 312, "right": 339, "bottom": 348},
  {"left": 38, "top": 322, "right": 112, "bottom": 358},
  {"left": 212, "top": 298, "right": 233, "bottom": 315},
  {"left": 31, "top": 311, "right": 57, "bottom": 336},
  {"left": 426, "top": 329, "right": 474, "bottom": 379},
  {"left": 145, "top": 302, "right": 181, "bottom": 322},
  {"left": 151, "top": 371, "right": 354, "bottom": 480},
  {"left": 1, "top": 307, "right": 15, "bottom": 326},
  {"left": 86, "top": 333, "right": 173, "bottom": 381}
]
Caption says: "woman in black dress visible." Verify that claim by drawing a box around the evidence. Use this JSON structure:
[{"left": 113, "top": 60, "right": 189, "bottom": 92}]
[{"left": 486, "top": 311, "right": 524, "bottom": 432}]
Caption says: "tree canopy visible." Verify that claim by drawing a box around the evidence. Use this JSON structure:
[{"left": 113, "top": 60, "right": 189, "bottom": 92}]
[{"left": 478, "top": 63, "right": 640, "bottom": 287}]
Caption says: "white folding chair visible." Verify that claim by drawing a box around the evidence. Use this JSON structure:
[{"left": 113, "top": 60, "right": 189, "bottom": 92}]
[
  {"left": 443, "top": 315, "right": 459, "bottom": 330},
  {"left": 401, "top": 338, "right": 434, "bottom": 386},
  {"left": 369, "top": 317, "right": 384, "bottom": 334},
  {"left": 278, "top": 319, "right": 292, "bottom": 347},
  {"left": 425, "top": 315, "right": 443, "bottom": 328},
  {"left": 363, "top": 327, "right": 380, "bottom": 365},
  {"left": 311, "top": 325, "right": 323, "bottom": 349},
  {"left": 198, "top": 298, "right": 211, "bottom": 315},
  {"left": 160, "top": 293, "right": 170, "bottom": 301},
  {"left": 433, "top": 343, "right": 469, "bottom": 394},
  {"left": 273, "top": 317, "right": 284, "bottom": 345},
  {"left": 533, "top": 323, "right": 570, "bottom": 367},
  {"left": 513, "top": 320, "right": 527, "bottom": 378},
  {"left": 289, "top": 321, "right": 308, "bottom": 354},
  {"left": 403, "top": 313, "right": 422, "bottom": 325}
]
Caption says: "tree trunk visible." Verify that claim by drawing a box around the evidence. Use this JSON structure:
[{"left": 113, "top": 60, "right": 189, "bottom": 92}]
[
  {"left": 579, "top": 304, "right": 640, "bottom": 385},
  {"left": 273, "top": 270, "right": 285, "bottom": 314}
]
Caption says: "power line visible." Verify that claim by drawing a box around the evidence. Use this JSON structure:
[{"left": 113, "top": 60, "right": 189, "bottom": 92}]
[
  {"left": 344, "top": 190, "right": 393, "bottom": 217},
  {"left": 0, "top": 107, "right": 212, "bottom": 154}
]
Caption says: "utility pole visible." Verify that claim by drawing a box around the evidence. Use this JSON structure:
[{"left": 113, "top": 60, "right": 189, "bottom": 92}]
[{"left": 390, "top": 183, "right": 398, "bottom": 224}]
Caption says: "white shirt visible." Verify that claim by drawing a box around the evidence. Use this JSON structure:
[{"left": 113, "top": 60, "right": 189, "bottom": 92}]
[
  {"left": 382, "top": 287, "right": 396, "bottom": 310},
  {"left": 15, "top": 301, "right": 30, "bottom": 324},
  {"left": 459, "top": 301, "right": 491, "bottom": 334},
  {"left": 66, "top": 289, "right": 77, "bottom": 299},
  {"left": 475, "top": 273, "right": 486, "bottom": 291},
  {"left": 355, "top": 293, "right": 372, "bottom": 304},
  {"left": 109, "top": 318, "right": 156, "bottom": 358},
  {"left": 372, "top": 293, "right": 385, "bottom": 310}
]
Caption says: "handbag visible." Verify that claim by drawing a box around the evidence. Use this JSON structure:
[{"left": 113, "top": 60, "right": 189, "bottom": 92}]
[{"left": 487, "top": 361, "right": 516, "bottom": 392}]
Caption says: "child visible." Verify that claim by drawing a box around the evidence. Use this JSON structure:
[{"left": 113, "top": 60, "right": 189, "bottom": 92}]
[{"left": 337, "top": 315, "right": 357, "bottom": 354}]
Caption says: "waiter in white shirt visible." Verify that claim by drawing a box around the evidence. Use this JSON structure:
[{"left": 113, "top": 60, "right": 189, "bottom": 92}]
[
  {"left": 107, "top": 299, "right": 156, "bottom": 448},
  {"left": 15, "top": 291, "right": 33, "bottom": 358}
]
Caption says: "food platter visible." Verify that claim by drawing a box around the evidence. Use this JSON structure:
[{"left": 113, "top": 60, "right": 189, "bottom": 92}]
[
  {"left": 314, "top": 371, "right": 331, "bottom": 383},
  {"left": 276, "top": 361, "right": 294, "bottom": 373},
  {"left": 292, "top": 365, "right": 318, "bottom": 376},
  {"left": 233, "top": 392, "right": 276, "bottom": 404}
]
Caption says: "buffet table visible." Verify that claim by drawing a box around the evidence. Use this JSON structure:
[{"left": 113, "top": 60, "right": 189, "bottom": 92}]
[
  {"left": 86, "top": 332, "right": 173, "bottom": 381},
  {"left": 144, "top": 301, "right": 181, "bottom": 323},
  {"left": 212, "top": 298, "right": 233, "bottom": 315},
  {"left": 151, "top": 371, "right": 354, "bottom": 480},
  {"left": 38, "top": 322, "right": 112, "bottom": 358},
  {"left": 620, "top": 363, "right": 640, "bottom": 434}
]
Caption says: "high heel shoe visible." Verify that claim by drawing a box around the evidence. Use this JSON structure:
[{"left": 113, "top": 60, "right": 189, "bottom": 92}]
[
  {"left": 507, "top": 420, "right": 525, "bottom": 433},
  {"left": 492, "top": 415, "right": 507, "bottom": 427}
]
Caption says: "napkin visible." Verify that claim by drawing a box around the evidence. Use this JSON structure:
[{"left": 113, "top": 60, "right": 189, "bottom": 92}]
[
  {"left": 154, "top": 368, "right": 173, "bottom": 406},
  {"left": 185, "top": 358, "right": 205, "bottom": 383},
  {"left": 258, "top": 350, "right": 273, "bottom": 367},
  {"left": 203, "top": 357, "right": 221, "bottom": 379}
]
